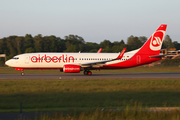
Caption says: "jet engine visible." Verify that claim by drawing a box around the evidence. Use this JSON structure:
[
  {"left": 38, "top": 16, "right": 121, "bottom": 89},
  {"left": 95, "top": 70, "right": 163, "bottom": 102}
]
[{"left": 63, "top": 64, "right": 81, "bottom": 73}]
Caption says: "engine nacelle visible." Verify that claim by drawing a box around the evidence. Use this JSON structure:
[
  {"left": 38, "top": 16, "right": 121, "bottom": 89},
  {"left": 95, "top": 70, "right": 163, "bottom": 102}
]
[{"left": 63, "top": 64, "right": 81, "bottom": 73}]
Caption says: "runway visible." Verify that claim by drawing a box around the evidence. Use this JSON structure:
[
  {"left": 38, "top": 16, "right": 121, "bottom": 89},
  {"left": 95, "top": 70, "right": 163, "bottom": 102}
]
[{"left": 1, "top": 72, "right": 180, "bottom": 79}]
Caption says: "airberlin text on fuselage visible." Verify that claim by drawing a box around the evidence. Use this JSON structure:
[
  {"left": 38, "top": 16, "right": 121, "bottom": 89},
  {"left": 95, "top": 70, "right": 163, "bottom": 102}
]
[{"left": 31, "top": 54, "right": 74, "bottom": 63}]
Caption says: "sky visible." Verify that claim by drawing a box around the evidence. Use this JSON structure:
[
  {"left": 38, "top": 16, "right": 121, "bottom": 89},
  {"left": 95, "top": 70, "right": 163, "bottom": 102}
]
[{"left": 0, "top": 0, "right": 179, "bottom": 43}]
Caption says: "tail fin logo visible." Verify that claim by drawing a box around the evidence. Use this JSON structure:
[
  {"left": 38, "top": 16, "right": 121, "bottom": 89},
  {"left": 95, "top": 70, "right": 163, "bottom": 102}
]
[{"left": 150, "top": 30, "right": 165, "bottom": 51}]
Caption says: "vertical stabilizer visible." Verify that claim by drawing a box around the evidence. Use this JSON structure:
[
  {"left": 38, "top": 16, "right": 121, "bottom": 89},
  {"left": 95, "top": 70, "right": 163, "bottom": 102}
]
[{"left": 137, "top": 24, "right": 167, "bottom": 55}]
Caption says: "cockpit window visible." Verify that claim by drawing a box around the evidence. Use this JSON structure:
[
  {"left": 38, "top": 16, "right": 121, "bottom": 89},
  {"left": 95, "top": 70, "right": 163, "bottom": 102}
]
[{"left": 12, "top": 57, "right": 19, "bottom": 60}]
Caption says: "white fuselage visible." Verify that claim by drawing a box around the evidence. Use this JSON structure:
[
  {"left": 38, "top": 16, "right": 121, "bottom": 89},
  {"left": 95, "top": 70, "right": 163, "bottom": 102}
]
[{"left": 5, "top": 52, "right": 136, "bottom": 69}]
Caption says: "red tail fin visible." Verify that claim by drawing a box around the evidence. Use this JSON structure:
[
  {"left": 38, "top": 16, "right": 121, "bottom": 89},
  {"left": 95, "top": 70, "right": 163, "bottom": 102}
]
[
  {"left": 137, "top": 24, "right": 167, "bottom": 55},
  {"left": 97, "top": 48, "right": 102, "bottom": 53}
]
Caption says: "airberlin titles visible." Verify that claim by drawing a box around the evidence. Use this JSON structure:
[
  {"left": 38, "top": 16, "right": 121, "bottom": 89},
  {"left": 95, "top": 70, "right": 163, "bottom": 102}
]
[{"left": 31, "top": 54, "right": 74, "bottom": 63}]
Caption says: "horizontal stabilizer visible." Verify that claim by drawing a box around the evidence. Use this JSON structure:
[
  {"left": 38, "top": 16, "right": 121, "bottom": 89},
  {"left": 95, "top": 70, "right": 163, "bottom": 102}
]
[{"left": 149, "top": 55, "right": 167, "bottom": 58}]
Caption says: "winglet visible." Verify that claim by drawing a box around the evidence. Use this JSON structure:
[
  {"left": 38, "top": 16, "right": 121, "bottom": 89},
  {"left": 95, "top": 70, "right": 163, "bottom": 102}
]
[
  {"left": 115, "top": 47, "right": 126, "bottom": 60},
  {"left": 97, "top": 48, "right": 102, "bottom": 53}
]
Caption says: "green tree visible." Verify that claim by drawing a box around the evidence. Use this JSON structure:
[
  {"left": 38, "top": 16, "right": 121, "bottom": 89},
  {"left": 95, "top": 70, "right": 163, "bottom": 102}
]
[
  {"left": 23, "top": 34, "right": 34, "bottom": 52},
  {"left": 64, "top": 35, "right": 85, "bottom": 52},
  {"left": 100, "top": 40, "right": 112, "bottom": 52},
  {"left": 119, "top": 40, "right": 125, "bottom": 44},
  {"left": 173, "top": 41, "right": 180, "bottom": 50},
  {"left": 127, "top": 35, "right": 142, "bottom": 50},
  {"left": 163, "top": 35, "right": 174, "bottom": 49},
  {"left": 43, "top": 36, "right": 51, "bottom": 52},
  {"left": 111, "top": 40, "right": 125, "bottom": 52},
  {"left": 65, "top": 34, "right": 85, "bottom": 44},
  {"left": 85, "top": 42, "right": 99, "bottom": 52},
  {"left": 6, "top": 36, "right": 17, "bottom": 57},
  {"left": 57, "top": 39, "right": 66, "bottom": 52},
  {"left": 0, "top": 39, "right": 3, "bottom": 54},
  {"left": 25, "top": 47, "right": 34, "bottom": 53},
  {"left": 15, "top": 37, "right": 24, "bottom": 54},
  {"left": 49, "top": 35, "right": 58, "bottom": 52},
  {"left": 34, "top": 34, "right": 43, "bottom": 52},
  {"left": 65, "top": 44, "right": 78, "bottom": 52},
  {"left": 139, "top": 36, "right": 147, "bottom": 45}
]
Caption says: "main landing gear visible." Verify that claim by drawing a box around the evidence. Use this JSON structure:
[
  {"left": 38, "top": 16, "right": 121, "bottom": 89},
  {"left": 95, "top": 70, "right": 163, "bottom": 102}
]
[{"left": 84, "top": 70, "right": 92, "bottom": 75}]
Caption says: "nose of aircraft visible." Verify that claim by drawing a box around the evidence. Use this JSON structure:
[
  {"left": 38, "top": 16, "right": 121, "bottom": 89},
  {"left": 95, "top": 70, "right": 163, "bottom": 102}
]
[{"left": 5, "top": 60, "right": 11, "bottom": 66}]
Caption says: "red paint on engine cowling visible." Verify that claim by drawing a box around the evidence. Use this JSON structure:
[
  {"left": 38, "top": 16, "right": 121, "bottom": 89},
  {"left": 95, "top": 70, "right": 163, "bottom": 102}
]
[{"left": 63, "top": 64, "right": 80, "bottom": 73}]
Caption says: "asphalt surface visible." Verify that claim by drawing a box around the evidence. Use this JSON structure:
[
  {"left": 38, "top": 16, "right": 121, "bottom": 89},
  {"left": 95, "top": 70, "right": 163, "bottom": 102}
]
[{"left": 1, "top": 72, "right": 180, "bottom": 79}]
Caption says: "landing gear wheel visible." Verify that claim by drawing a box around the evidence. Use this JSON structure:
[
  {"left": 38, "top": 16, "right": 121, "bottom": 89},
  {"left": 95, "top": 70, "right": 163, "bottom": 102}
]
[
  {"left": 84, "top": 70, "right": 92, "bottom": 75},
  {"left": 87, "top": 71, "right": 92, "bottom": 75},
  {"left": 21, "top": 72, "right": 24, "bottom": 76},
  {"left": 84, "top": 70, "right": 88, "bottom": 75}
]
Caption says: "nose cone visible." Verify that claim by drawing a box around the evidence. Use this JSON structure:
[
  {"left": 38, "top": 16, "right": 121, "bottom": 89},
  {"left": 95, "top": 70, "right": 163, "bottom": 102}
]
[{"left": 5, "top": 60, "right": 12, "bottom": 67}]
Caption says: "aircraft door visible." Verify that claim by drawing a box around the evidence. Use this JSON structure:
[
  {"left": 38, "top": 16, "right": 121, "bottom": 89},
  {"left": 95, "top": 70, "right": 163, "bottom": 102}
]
[
  {"left": 25, "top": 56, "right": 29, "bottom": 64},
  {"left": 137, "top": 55, "right": 141, "bottom": 64}
]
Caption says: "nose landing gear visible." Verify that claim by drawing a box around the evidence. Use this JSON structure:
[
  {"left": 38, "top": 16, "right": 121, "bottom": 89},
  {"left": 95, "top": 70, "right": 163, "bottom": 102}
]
[
  {"left": 15, "top": 68, "right": 24, "bottom": 76},
  {"left": 21, "top": 72, "right": 25, "bottom": 76}
]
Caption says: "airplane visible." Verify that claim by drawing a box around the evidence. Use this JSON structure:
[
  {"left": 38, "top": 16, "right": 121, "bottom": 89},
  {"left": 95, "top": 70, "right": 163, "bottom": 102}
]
[{"left": 5, "top": 24, "right": 167, "bottom": 76}]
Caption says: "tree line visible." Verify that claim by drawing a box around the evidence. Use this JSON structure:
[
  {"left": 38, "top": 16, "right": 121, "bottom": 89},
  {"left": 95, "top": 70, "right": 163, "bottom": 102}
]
[{"left": 0, "top": 34, "right": 179, "bottom": 62}]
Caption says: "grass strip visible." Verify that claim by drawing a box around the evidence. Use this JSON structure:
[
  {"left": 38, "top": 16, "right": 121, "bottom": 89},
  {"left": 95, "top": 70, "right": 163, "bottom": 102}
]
[{"left": 0, "top": 78, "right": 180, "bottom": 113}]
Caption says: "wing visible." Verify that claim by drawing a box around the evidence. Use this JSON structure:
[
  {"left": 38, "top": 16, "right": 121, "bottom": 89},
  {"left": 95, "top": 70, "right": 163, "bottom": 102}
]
[{"left": 80, "top": 47, "right": 126, "bottom": 68}]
